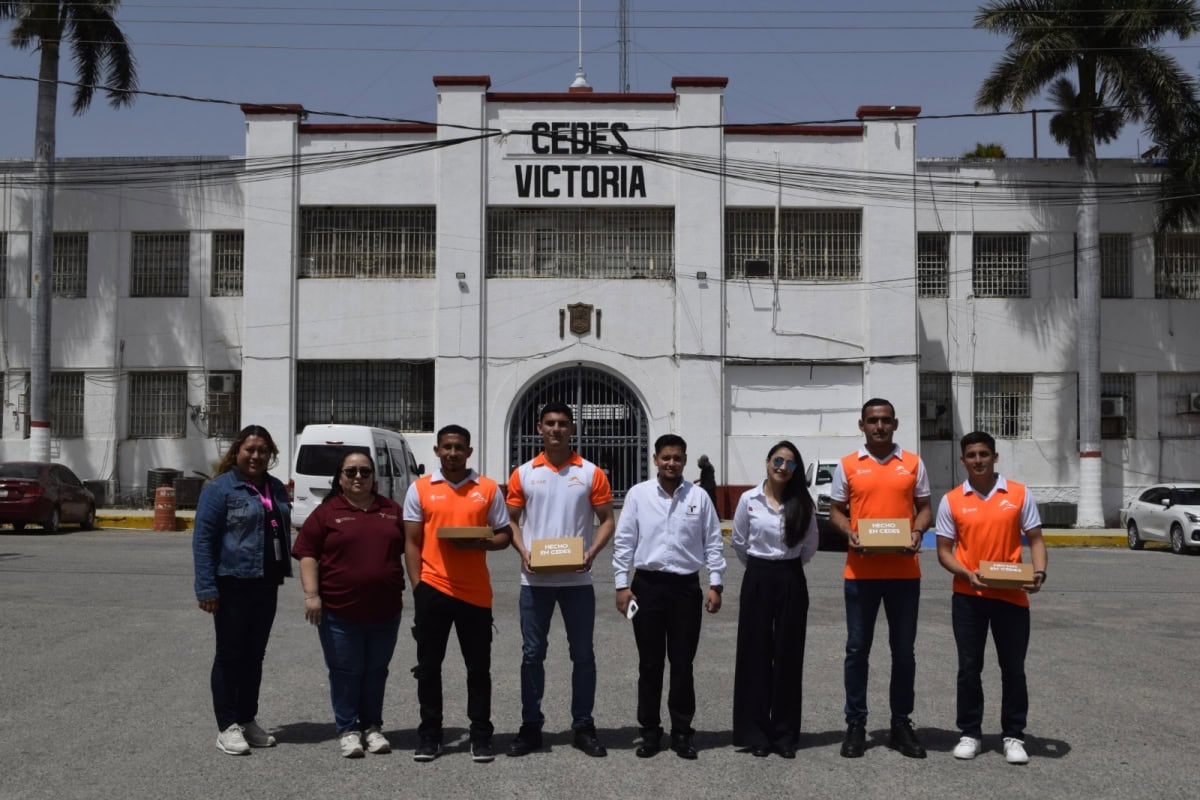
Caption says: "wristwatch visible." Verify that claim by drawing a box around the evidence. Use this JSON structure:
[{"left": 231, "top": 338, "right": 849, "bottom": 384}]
[{"left": 1033, "top": 570, "right": 1047, "bottom": 583}]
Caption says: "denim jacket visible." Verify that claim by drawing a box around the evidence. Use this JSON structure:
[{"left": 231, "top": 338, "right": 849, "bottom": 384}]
[{"left": 192, "top": 469, "right": 293, "bottom": 600}]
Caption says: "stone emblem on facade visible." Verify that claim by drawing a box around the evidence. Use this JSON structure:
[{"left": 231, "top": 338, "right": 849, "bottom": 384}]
[{"left": 567, "top": 303, "right": 594, "bottom": 336}]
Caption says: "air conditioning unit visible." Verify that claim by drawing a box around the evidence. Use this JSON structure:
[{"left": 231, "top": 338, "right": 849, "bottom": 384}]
[
  {"left": 207, "top": 373, "right": 236, "bottom": 394},
  {"left": 1189, "top": 392, "right": 1200, "bottom": 413},
  {"left": 919, "top": 402, "right": 941, "bottom": 421},
  {"left": 1100, "top": 396, "right": 1125, "bottom": 418},
  {"left": 743, "top": 258, "right": 771, "bottom": 278}
]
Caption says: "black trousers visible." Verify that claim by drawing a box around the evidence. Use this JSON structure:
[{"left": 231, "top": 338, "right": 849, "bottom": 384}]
[
  {"left": 630, "top": 570, "right": 703, "bottom": 736},
  {"left": 732, "top": 557, "right": 809, "bottom": 750},
  {"left": 952, "top": 592, "right": 1030, "bottom": 739},
  {"left": 412, "top": 582, "right": 494, "bottom": 742},
  {"left": 211, "top": 576, "right": 278, "bottom": 730}
]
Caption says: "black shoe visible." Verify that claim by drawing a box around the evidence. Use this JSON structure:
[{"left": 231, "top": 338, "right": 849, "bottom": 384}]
[
  {"left": 670, "top": 732, "right": 697, "bottom": 760},
  {"left": 636, "top": 728, "right": 662, "bottom": 758},
  {"left": 506, "top": 725, "right": 543, "bottom": 757},
  {"left": 412, "top": 739, "right": 441, "bottom": 762},
  {"left": 888, "top": 720, "right": 927, "bottom": 759},
  {"left": 471, "top": 738, "right": 495, "bottom": 763},
  {"left": 572, "top": 724, "right": 608, "bottom": 757},
  {"left": 774, "top": 743, "right": 797, "bottom": 759},
  {"left": 840, "top": 722, "right": 866, "bottom": 758},
  {"left": 751, "top": 745, "right": 771, "bottom": 757}
]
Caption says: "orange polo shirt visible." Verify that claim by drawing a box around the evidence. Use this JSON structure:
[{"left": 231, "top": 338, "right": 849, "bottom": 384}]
[
  {"left": 939, "top": 478, "right": 1036, "bottom": 608},
  {"left": 838, "top": 449, "right": 925, "bottom": 580}
]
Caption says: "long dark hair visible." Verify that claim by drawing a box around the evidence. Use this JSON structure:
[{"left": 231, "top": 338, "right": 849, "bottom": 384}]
[
  {"left": 215, "top": 425, "right": 279, "bottom": 476},
  {"left": 321, "top": 448, "right": 377, "bottom": 505},
  {"left": 767, "top": 440, "right": 814, "bottom": 548}
]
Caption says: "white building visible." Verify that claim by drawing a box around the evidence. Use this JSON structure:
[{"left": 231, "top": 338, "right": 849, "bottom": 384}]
[{"left": 2, "top": 74, "right": 1198, "bottom": 520}]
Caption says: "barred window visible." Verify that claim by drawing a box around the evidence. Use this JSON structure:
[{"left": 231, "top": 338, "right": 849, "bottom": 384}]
[
  {"left": 52, "top": 232, "right": 88, "bottom": 298},
  {"left": 917, "top": 232, "right": 950, "bottom": 297},
  {"left": 128, "top": 372, "right": 187, "bottom": 438},
  {"left": 50, "top": 372, "right": 85, "bottom": 438},
  {"left": 211, "top": 230, "right": 244, "bottom": 297},
  {"left": 919, "top": 372, "right": 953, "bottom": 440},
  {"left": 205, "top": 371, "right": 241, "bottom": 437},
  {"left": 0, "top": 231, "right": 7, "bottom": 299},
  {"left": 131, "top": 232, "right": 190, "bottom": 297},
  {"left": 973, "top": 373, "right": 1032, "bottom": 439},
  {"left": 1100, "top": 372, "right": 1135, "bottom": 439},
  {"left": 1157, "top": 371, "right": 1200, "bottom": 438},
  {"left": 1155, "top": 233, "right": 1200, "bottom": 298},
  {"left": 488, "top": 207, "right": 674, "bottom": 279},
  {"left": 300, "top": 207, "right": 435, "bottom": 278},
  {"left": 1100, "top": 234, "right": 1132, "bottom": 298},
  {"left": 972, "top": 233, "right": 1029, "bottom": 297},
  {"left": 726, "top": 208, "right": 861, "bottom": 280},
  {"left": 296, "top": 361, "right": 433, "bottom": 432}
]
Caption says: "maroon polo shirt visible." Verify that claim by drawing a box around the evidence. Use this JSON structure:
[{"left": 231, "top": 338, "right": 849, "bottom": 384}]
[{"left": 292, "top": 494, "right": 406, "bottom": 623}]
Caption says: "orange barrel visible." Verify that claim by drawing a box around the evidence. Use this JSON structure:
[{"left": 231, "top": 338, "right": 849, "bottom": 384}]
[{"left": 153, "top": 485, "right": 177, "bottom": 532}]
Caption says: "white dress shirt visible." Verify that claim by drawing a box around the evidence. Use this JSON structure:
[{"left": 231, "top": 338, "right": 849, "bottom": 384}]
[
  {"left": 611, "top": 477, "right": 726, "bottom": 590},
  {"left": 730, "top": 482, "right": 819, "bottom": 566}
]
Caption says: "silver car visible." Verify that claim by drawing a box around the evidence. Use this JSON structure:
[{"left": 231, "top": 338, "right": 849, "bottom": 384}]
[{"left": 1121, "top": 483, "right": 1200, "bottom": 555}]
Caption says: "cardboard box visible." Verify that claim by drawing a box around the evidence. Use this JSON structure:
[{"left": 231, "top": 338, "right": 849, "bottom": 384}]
[
  {"left": 858, "top": 518, "right": 913, "bottom": 553},
  {"left": 979, "top": 560, "right": 1034, "bottom": 589},
  {"left": 529, "top": 537, "right": 586, "bottom": 574},
  {"left": 437, "top": 526, "right": 494, "bottom": 540}
]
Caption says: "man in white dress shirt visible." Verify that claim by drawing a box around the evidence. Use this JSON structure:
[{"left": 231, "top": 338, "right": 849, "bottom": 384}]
[{"left": 613, "top": 434, "right": 726, "bottom": 760}]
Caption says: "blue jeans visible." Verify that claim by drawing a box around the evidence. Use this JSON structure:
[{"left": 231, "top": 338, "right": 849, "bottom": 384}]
[
  {"left": 519, "top": 584, "right": 596, "bottom": 728},
  {"left": 317, "top": 609, "right": 401, "bottom": 733},
  {"left": 843, "top": 578, "right": 920, "bottom": 725},
  {"left": 952, "top": 593, "right": 1030, "bottom": 739}
]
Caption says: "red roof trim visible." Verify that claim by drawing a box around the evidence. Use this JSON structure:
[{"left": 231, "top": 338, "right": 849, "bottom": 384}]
[
  {"left": 725, "top": 124, "right": 864, "bottom": 137},
  {"left": 241, "top": 103, "right": 305, "bottom": 117},
  {"left": 433, "top": 75, "right": 492, "bottom": 88},
  {"left": 856, "top": 105, "right": 922, "bottom": 119},
  {"left": 299, "top": 123, "right": 437, "bottom": 134},
  {"left": 671, "top": 76, "right": 728, "bottom": 88},
  {"left": 486, "top": 92, "right": 676, "bottom": 104}
]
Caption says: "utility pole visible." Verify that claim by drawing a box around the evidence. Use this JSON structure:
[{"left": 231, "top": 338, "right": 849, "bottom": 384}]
[{"left": 619, "top": 0, "right": 630, "bottom": 92}]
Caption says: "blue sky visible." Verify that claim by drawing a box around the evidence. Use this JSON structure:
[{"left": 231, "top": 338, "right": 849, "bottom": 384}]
[{"left": 1, "top": 0, "right": 1198, "bottom": 159}]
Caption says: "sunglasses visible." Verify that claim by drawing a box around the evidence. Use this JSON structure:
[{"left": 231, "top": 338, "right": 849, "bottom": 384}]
[
  {"left": 341, "top": 466, "right": 373, "bottom": 479},
  {"left": 771, "top": 456, "right": 797, "bottom": 471}
]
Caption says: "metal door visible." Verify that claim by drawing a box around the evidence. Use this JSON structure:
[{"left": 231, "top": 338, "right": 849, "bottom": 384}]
[{"left": 509, "top": 366, "right": 648, "bottom": 503}]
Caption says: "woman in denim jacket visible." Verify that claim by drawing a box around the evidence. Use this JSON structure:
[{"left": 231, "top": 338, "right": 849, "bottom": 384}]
[{"left": 193, "top": 424, "right": 293, "bottom": 755}]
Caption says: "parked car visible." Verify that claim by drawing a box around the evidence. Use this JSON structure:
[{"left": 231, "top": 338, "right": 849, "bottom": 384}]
[
  {"left": 0, "top": 462, "right": 96, "bottom": 532},
  {"left": 806, "top": 458, "right": 845, "bottom": 551},
  {"left": 1120, "top": 483, "right": 1200, "bottom": 555}
]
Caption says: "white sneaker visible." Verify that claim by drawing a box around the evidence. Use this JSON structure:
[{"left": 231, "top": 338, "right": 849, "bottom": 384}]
[
  {"left": 340, "top": 731, "right": 365, "bottom": 759},
  {"left": 953, "top": 736, "right": 982, "bottom": 760},
  {"left": 242, "top": 720, "right": 277, "bottom": 748},
  {"left": 216, "top": 724, "right": 250, "bottom": 755},
  {"left": 364, "top": 726, "right": 391, "bottom": 754},
  {"left": 1003, "top": 737, "right": 1029, "bottom": 764}
]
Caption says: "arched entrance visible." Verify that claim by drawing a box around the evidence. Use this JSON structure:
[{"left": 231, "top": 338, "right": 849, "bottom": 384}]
[{"left": 509, "top": 366, "right": 649, "bottom": 503}]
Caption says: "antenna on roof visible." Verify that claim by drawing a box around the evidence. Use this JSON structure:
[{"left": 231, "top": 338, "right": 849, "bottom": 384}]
[{"left": 570, "top": 0, "right": 592, "bottom": 91}]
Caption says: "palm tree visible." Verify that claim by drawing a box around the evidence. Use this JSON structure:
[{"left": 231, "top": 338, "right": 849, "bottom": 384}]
[
  {"left": 975, "top": 0, "right": 1199, "bottom": 527},
  {"left": 0, "top": 1, "right": 136, "bottom": 462}
]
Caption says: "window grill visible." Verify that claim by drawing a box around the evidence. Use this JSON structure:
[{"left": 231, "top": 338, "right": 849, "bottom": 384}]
[
  {"left": 296, "top": 361, "right": 433, "bottom": 432},
  {"left": 488, "top": 207, "right": 674, "bottom": 279},
  {"left": 1155, "top": 232, "right": 1200, "bottom": 298},
  {"left": 131, "top": 232, "right": 190, "bottom": 297},
  {"left": 1100, "top": 372, "right": 1134, "bottom": 439},
  {"left": 50, "top": 232, "right": 88, "bottom": 298},
  {"left": 972, "top": 233, "right": 1029, "bottom": 297},
  {"left": 917, "top": 232, "right": 950, "bottom": 298},
  {"left": 128, "top": 372, "right": 187, "bottom": 438},
  {"left": 1100, "top": 234, "right": 1132, "bottom": 298},
  {"left": 206, "top": 371, "right": 241, "bottom": 438},
  {"left": 300, "top": 207, "right": 435, "bottom": 278},
  {"left": 973, "top": 373, "right": 1032, "bottom": 439},
  {"left": 211, "top": 230, "right": 244, "bottom": 297},
  {"left": 1158, "top": 371, "right": 1200, "bottom": 438},
  {"left": 50, "top": 372, "right": 85, "bottom": 438},
  {"left": 726, "top": 208, "right": 861, "bottom": 280},
  {"left": 0, "top": 232, "right": 7, "bottom": 299},
  {"left": 919, "top": 372, "right": 953, "bottom": 440}
]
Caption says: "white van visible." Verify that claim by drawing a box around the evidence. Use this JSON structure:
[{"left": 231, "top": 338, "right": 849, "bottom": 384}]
[{"left": 291, "top": 424, "right": 425, "bottom": 527}]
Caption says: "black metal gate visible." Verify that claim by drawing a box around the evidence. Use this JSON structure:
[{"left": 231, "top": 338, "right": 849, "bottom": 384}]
[{"left": 508, "top": 366, "right": 648, "bottom": 503}]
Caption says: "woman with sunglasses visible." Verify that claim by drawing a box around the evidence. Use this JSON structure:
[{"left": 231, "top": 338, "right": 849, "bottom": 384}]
[
  {"left": 730, "top": 440, "right": 819, "bottom": 758},
  {"left": 193, "top": 425, "right": 292, "bottom": 756},
  {"left": 292, "top": 449, "right": 407, "bottom": 758}
]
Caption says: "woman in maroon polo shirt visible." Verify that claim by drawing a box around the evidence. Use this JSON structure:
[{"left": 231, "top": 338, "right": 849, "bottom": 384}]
[{"left": 292, "top": 450, "right": 406, "bottom": 759}]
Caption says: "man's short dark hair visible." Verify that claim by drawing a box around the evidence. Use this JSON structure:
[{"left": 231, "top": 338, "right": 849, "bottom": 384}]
[
  {"left": 654, "top": 433, "right": 687, "bottom": 454},
  {"left": 437, "top": 424, "right": 471, "bottom": 446},
  {"left": 540, "top": 401, "right": 574, "bottom": 422},
  {"left": 862, "top": 397, "right": 896, "bottom": 419},
  {"left": 960, "top": 430, "right": 996, "bottom": 454}
]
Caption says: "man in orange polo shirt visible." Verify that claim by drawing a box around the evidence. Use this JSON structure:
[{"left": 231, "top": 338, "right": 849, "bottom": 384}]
[
  {"left": 829, "top": 397, "right": 932, "bottom": 759},
  {"left": 403, "top": 424, "right": 512, "bottom": 763},
  {"left": 935, "top": 431, "right": 1047, "bottom": 765}
]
